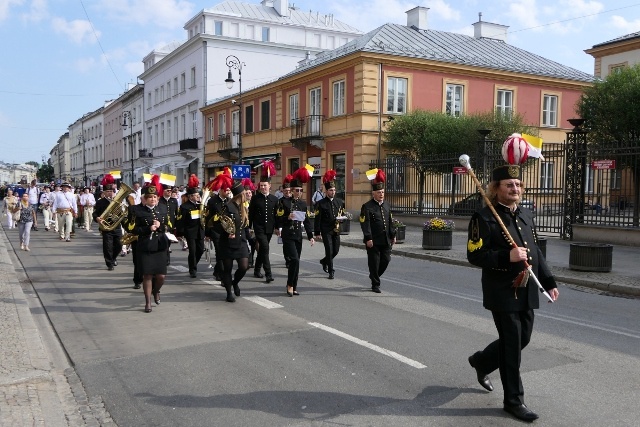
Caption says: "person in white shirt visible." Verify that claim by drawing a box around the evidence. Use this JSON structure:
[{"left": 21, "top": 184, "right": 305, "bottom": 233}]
[
  {"left": 27, "top": 180, "right": 40, "bottom": 230},
  {"left": 79, "top": 187, "right": 96, "bottom": 231},
  {"left": 131, "top": 182, "right": 142, "bottom": 206},
  {"left": 38, "top": 187, "right": 54, "bottom": 231},
  {"left": 50, "top": 184, "right": 61, "bottom": 232},
  {"left": 51, "top": 182, "right": 78, "bottom": 241}
]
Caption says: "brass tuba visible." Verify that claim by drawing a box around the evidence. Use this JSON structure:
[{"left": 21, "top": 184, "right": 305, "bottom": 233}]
[
  {"left": 200, "top": 188, "right": 210, "bottom": 228},
  {"left": 98, "top": 183, "right": 133, "bottom": 232}
]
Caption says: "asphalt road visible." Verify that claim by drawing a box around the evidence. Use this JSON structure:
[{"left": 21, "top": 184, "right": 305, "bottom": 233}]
[{"left": 12, "top": 228, "right": 640, "bottom": 426}]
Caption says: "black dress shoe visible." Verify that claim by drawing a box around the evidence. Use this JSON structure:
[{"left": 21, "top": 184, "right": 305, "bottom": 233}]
[
  {"left": 189, "top": 270, "right": 197, "bottom": 278},
  {"left": 320, "top": 259, "right": 328, "bottom": 273},
  {"left": 254, "top": 271, "right": 264, "bottom": 278},
  {"left": 133, "top": 284, "right": 141, "bottom": 289},
  {"left": 372, "top": 286, "right": 381, "bottom": 293},
  {"left": 503, "top": 404, "right": 539, "bottom": 421},
  {"left": 113, "top": 260, "right": 118, "bottom": 266},
  {"left": 265, "top": 275, "right": 274, "bottom": 283},
  {"left": 468, "top": 352, "right": 494, "bottom": 391},
  {"left": 232, "top": 282, "right": 241, "bottom": 296},
  {"left": 328, "top": 271, "right": 334, "bottom": 280},
  {"left": 152, "top": 289, "right": 161, "bottom": 305},
  {"left": 107, "top": 266, "right": 114, "bottom": 271},
  {"left": 226, "top": 293, "right": 236, "bottom": 303},
  {"left": 286, "top": 286, "right": 293, "bottom": 297}
]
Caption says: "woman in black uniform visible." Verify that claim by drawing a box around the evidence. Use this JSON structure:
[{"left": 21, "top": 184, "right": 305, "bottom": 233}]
[{"left": 129, "top": 178, "right": 169, "bottom": 313}]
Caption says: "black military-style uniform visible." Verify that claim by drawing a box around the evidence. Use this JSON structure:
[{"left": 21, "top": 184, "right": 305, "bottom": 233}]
[
  {"left": 158, "top": 195, "right": 178, "bottom": 264},
  {"left": 467, "top": 203, "right": 557, "bottom": 408},
  {"left": 205, "top": 193, "right": 227, "bottom": 279},
  {"left": 93, "top": 196, "right": 123, "bottom": 270},
  {"left": 128, "top": 203, "right": 170, "bottom": 275},
  {"left": 124, "top": 203, "right": 143, "bottom": 286},
  {"left": 212, "top": 199, "right": 249, "bottom": 299},
  {"left": 248, "top": 190, "right": 278, "bottom": 279},
  {"left": 314, "top": 196, "right": 344, "bottom": 277},
  {"left": 275, "top": 196, "right": 313, "bottom": 291},
  {"left": 359, "top": 198, "right": 396, "bottom": 290},
  {"left": 176, "top": 199, "right": 205, "bottom": 276}
]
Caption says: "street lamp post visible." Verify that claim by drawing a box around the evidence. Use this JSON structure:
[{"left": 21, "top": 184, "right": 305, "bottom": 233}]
[
  {"left": 224, "top": 55, "right": 244, "bottom": 164},
  {"left": 121, "top": 111, "right": 135, "bottom": 183}
]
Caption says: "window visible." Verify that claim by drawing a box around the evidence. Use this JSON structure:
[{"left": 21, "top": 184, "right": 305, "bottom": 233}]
[
  {"left": 542, "top": 94, "right": 558, "bottom": 127},
  {"left": 174, "top": 117, "right": 178, "bottom": 141},
  {"left": 446, "top": 84, "right": 464, "bottom": 116},
  {"left": 173, "top": 77, "right": 178, "bottom": 96},
  {"left": 386, "top": 156, "right": 406, "bottom": 192},
  {"left": 166, "top": 81, "right": 171, "bottom": 99},
  {"left": 261, "top": 100, "right": 270, "bottom": 130},
  {"left": 180, "top": 73, "right": 186, "bottom": 92},
  {"left": 288, "top": 158, "right": 299, "bottom": 175},
  {"left": 309, "top": 87, "right": 321, "bottom": 134},
  {"left": 332, "top": 154, "right": 346, "bottom": 201},
  {"left": 191, "top": 111, "right": 197, "bottom": 138},
  {"left": 214, "top": 20, "right": 223, "bottom": 35},
  {"left": 190, "top": 67, "right": 196, "bottom": 88},
  {"left": 154, "top": 125, "right": 158, "bottom": 149},
  {"left": 208, "top": 117, "right": 214, "bottom": 141},
  {"left": 146, "top": 127, "right": 152, "bottom": 148},
  {"left": 231, "top": 110, "right": 239, "bottom": 148},
  {"left": 245, "top": 105, "right": 254, "bottom": 133},
  {"left": 161, "top": 123, "right": 165, "bottom": 145},
  {"left": 218, "top": 113, "right": 226, "bottom": 136},
  {"left": 610, "top": 170, "right": 622, "bottom": 190},
  {"left": 332, "top": 80, "right": 345, "bottom": 116},
  {"left": 289, "top": 93, "right": 299, "bottom": 125},
  {"left": 247, "top": 25, "right": 254, "bottom": 39},
  {"left": 147, "top": 92, "right": 151, "bottom": 107},
  {"left": 262, "top": 27, "right": 270, "bottom": 42},
  {"left": 181, "top": 114, "right": 186, "bottom": 140},
  {"left": 496, "top": 89, "right": 513, "bottom": 118},
  {"left": 387, "top": 77, "right": 407, "bottom": 113},
  {"left": 160, "top": 85, "right": 164, "bottom": 102},
  {"left": 154, "top": 88, "right": 159, "bottom": 105},
  {"left": 442, "top": 173, "right": 461, "bottom": 194},
  {"left": 540, "top": 161, "right": 554, "bottom": 191},
  {"left": 167, "top": 120, "right": 172, "bottom": 144},
  {"left": 132, "top": 108, "right": 136, "bottom": 123}
]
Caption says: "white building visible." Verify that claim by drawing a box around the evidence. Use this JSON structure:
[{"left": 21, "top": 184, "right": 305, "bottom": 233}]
[
  {"left": 69, "top": 104, "right": 109, "bottom": 187},
  {"left": 138, "top": 0, "right": 362, "bottom": 185},
  {"left": 0, "top": 162, "right": 37, "bottom": 185},
  {"left": 50, "top": 132, "right": 71, "bottom": 183}
]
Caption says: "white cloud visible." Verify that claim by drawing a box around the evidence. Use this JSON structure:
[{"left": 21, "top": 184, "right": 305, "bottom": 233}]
[
  {"left": 0, "top": 0, "right": 24, "bottom": 22},
  {"left": 97, "top": 0, "right": 194, "bottom": 30},
  {"left": 51, "top": 17, "right": 99, "bottom": 44},
  {"left": 504, "top": 0, "right": 604, "bottom": 35},
  {"left": 610, "top": 15, "right": 640, "bottom": 35},
  {"left": 21, "top": 0, "right": 47, "bottom": 23}
]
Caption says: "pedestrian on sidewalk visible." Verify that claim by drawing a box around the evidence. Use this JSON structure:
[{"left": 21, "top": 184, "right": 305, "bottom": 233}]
[
  {"left": 314, "top": 169, "right": 344, "bottom": 280},
  {"left": 15, "top": 192, "right": 35, "bottom": 251},
  {"left": 466, "top": 164, "right": 559, "bottom": 422},
  {"left": 359, "top": 169, "right": 396, "bottom": 293},
  {"left": 2, "top": 188, "right": 18, "bottom": 229}
]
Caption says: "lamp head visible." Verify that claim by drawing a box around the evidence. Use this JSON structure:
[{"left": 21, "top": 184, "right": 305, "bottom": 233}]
[{"left": 225, "top": 69, "right": 234, "bottom": 89}]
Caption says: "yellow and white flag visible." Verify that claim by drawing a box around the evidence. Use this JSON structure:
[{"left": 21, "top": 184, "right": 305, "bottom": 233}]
[
  {"left": 143, "top": 173, "right": 152, "bottom": 183},
  {"left": 110, "top": 170, "right": 121, "bottom": 179},
  {"left": 365, "top": 168, "right": 379, "bottom": 181},
  {"left": 522, "top": 134, "right": 544, "bottom": 160},
  {"left": 159, "top": 173, "right": 176, "bottom": 187},
  {"left": 304, "top": 163, "right": 314, "bottom": 176}
]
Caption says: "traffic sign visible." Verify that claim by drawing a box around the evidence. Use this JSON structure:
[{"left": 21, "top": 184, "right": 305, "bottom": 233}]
[
  {"left": 453, "top": 166, "right": 467, "bottom": 175},
  {"left": 232, "top": 164, "right": 251, "bottom": 179},
  {"left": 591, "top": 159, "right": 616, "bottom": 170}
]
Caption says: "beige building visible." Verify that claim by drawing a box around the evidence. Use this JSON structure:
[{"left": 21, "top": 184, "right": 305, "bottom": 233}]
[{"left": 585, "top": 31, "right": 640, "bottom": 78}]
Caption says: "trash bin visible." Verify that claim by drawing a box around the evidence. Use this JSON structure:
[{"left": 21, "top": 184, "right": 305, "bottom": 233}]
[{"left": 569, "top": 243, "right": 613, "bottom": 272}]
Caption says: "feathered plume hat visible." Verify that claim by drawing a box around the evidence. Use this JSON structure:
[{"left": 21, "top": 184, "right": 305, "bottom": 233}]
[
  {"left": 241, "top": 178, "right": 256, "bottom": 191},
  {"left": 368, "top": 169, "right": 386, "bottom": 191},
  {"left": 290, "top": 166, "right": 312, "bottom": 188},
  {"left": 186, "top": 174, "right": 200, "bottom": 195},
  {"left": 322, "top": 169, "right": 337, "bottom": 190},
  {"left": 101, "top": 174, "right": 116, "bottom": 191},
  {"left": 208, "top": 167, "right": 233, "bottom": 192},
  {"left": 142, "top": 174, "right": 163, "bottom": 196},
  {"left": 494, "top": 133, "right": 526, "bottom": 181},
  {"left": 282, "top": 174, "right": 294, "bottom": 189},
  {"left": 260, "top": 160, "right": 276, "bottom": 183}
]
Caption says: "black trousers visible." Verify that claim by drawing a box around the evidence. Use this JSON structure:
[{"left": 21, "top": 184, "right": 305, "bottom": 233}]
[
  {"left": 282, "top": 238, "right": 302, "bottom": 289},
  {"left": 366, "top": 243, "right": 391, "bottom": 287},
  {"left": 473, "top": 309, "right": 535, "bottom": 406},
  {"left": 102, "top": 230, "right": 122, "bottom": 268},
  {"left": 131, "top": 240, "right": 142, "bottom": 285},
  {"left": 211, "top": 234, "right": 224, "bottom": 278},
  {"left": 320, "top": 231, "right": 340, "bottom": 272},
  {"left": 254, "top": 232, "right": 273, "bottom": 275},
  {"left": 184, "top": 231, "right": 204, "bottom": 273}
]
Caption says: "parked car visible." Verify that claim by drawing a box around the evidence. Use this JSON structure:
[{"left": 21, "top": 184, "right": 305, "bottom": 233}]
[{"left": 447, "top": 193, "right": 482, "bottom": 216}]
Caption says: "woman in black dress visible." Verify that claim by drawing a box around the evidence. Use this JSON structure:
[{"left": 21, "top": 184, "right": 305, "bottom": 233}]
[
  {"left": 213, "top": 179, "right": 249, "bottom": 302},
  {"left": 128, "top": 180, "right": 169, "bottom": 312}
]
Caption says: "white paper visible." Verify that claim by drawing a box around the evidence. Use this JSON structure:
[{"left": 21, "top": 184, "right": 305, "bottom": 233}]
[
  {"left": 165, "top": 231, "right": 179, "bottom": 243},
  {"left": 336, "top": 216, "right": 347, "bottom": 221},
  {"left": 292, "top": 211, "right": 306, "bottom": 221}
]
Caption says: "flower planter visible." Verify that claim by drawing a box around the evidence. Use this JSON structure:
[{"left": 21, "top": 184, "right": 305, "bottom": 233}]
[
  {"left": 394, "top": 226, "right": 406, "bottom": 243},
  {"left": 339, "top": 219, "right": 351, "bottom": 235},
  {"left": 422, "top": 230, "right": 453, "bottom": 250}
]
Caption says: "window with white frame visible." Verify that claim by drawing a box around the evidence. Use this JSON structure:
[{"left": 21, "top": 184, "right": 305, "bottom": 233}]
[
  {"left": 154, "top": 88, "right": 158, "bottom": 105},
  {"left": 173, "top": 77, "right": 178, "bottom": 96},
  {"left": 167, "top": 120, "right": 172, "bottom": 144},
  {"left": 147, "top": 127, "right": 152, "bottom": 148},
  {"left": 180, "top": 73, "right": 186, "bottom": 92},
  {"left": 332, "top": 80, "right": 345, "bottom": 116},
  {"left": 262, "top": 27, "right": 270, "bottom": 42},
  {"left": 442, "top": 173, "right": 461, "bottom": 193},
  {"left": 160, "top": 85, "right": 164, "bottom": 102},
  {"left": 154, "top": 125, "right": 158, "bottom": 149},
  {"left": 166, "top": 81, "right": 171, "bottom": 99},
  {"left": 540, "top": 161, "right": 554, "bottom": 191},
  {"left": 289, "top": 93, "right": 299, "bottom": 125},
  {"left": 542, "top": 94, "right": 558, "bottom": 127},
  {"left": 181, "top": 114, "right": 186, "bottom": 140},
  {"left": 190, "top": 67, "right": 196, "bottom": 88},
  {"left": 387, "top": 77, "right": 407, "bottom": 114},
  {"left": 174, "top": 117, "right": 178, "bottom": 141},
  {"left": 496, "top": 89, "right": 513, "bottom": 118},
  {"left": 191, "top": 111, "right": 197, "bottom": 138},
  {"left": 214, "top": 21, "right": 223, "bottom": 35},
  {"left": 208, "top": 117, "right": 214, "bottom": 141},
  {"left": 218, "top": 113, "right": 226, "bottom": 136},
  {"left": 446, "top": 84, "right": 464, "bottom": 116},
  {"left": 161, "top": 123, "right": 165, "bottom": 145},
  {"left": 610, "top": 170, "right": 622, "bottom": 190}
]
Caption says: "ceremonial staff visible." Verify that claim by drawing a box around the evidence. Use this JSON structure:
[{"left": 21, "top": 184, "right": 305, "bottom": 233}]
[{"left": 459, "top": 154, "right": 554, "bottom": 303}]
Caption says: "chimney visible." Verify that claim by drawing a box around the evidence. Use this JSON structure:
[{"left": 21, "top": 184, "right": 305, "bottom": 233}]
[
  {"left": 473, "top": 12, "right": 509, "bottom": 42},
  {"left": 406, "top": 6, "right": 429, "bottom": 30},
  {"left": 273, "top": 0, "right": 289, "bottom": 17}
]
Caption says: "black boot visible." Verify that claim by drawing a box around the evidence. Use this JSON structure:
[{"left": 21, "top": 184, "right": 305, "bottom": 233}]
[
  {"left": 225, "top": 285, "right": 236, "bottom": 302},
  {"left": 232, "top": 280, "right": 241, "bottom": 296}
]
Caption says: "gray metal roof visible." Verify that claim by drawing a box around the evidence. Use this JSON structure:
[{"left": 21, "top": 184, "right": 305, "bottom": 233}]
[
  {"left": 592, "top": 31, "right": 640, "bottom": 48},
  {"left": 207, "top": 1, "right": 362, "bottom": 33},
  {"left": 288, "top": 23, "right": 594, "bottom": 82}
]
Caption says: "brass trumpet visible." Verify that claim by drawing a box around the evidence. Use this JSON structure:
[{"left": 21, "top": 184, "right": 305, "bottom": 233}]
[{"left": 121, "top": 232, "right": 138, "bottom": 245}]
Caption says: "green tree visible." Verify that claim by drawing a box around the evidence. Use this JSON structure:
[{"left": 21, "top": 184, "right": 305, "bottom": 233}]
[
  {"left": 26, "top": 160, "right": 40, "bottom": 168},
  {"left": 37, "top": 163, "right": 55, "bottom": 183}
]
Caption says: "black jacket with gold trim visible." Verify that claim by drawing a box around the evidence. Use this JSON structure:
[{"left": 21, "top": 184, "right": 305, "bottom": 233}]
[
  {"left": 176, "top": 200, "right": 204, "bottom": 239},
  {"left": 314, "top": 196, "right": 344, "bottom": 235},
  {"left": 467, "top": 204, "right": 557, "bottom": 311},
  {"left": 275, "top": 197, "right": 313, "bottom": 241},
  {"left": 127, "top": 203, "right": 169, "bottom": 253},
  {"left": 359, "top": 199, "right": 395, "bottom": 246}
]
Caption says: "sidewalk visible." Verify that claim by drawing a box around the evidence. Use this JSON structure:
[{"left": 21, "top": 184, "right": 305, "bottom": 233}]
[
  {"left": 0, "top": 224, "right": 116, "bottom": 426},
  {"left": 340, "top": 226, "right": 640, "bottom": 297}
]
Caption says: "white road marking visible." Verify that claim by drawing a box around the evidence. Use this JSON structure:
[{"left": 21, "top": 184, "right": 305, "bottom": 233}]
[
  {"left": 308, "top": 322, "right": 427, "bottom": 369},
  {"left": 170, "top": 265, "right": 189, "bottom": 272},
  {"left": 201, "top": 279, "right": 223, "bottom": 286},
  {"left": 243, "top": 296, "right": 283, "bottom": 309}
]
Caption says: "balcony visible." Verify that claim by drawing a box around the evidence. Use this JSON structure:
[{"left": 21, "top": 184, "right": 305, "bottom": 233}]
[
  {"left": 138, "top": 149, "right": 153, "bottom": 158},
  {"left": 179, "top": 138, "right": 198, "bottom": 151},
  {"left": 217, "top": 133, "right": 239, "bottom": 161},
  {"left": 290, "top": 115, "right": 325, "bottom": 151}
]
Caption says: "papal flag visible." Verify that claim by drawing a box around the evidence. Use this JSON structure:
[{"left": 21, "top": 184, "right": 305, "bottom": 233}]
[
  {"left": 143, "top": 173, "right": 152, "bottom": 183},
  {"left": 522, "top": 134, "right": 545, "bottom": 160},
  {"left": 365, "top": 168, "right": 379, "bottom": 181},
  {"left": 159, "top": 173, "right": 176, "bottom": 186},
  {"left": 110, "top": 170, "right": 121, "bottom": 179},
  {"left": 304, "top": 163, "right": 314, "bottom": 176}
]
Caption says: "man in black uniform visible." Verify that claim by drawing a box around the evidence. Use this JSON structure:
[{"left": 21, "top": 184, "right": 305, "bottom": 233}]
[
  {"left": 205, "top": 172, "right": 231, "bottom": 281},
  {"left": 466, "top": 165, "right": 559, "bottom": 422},
  {"left": 93, "top": 182, "right": 123, "bottom": 271},
  {"left": 158, "top": 185, "right": 178, "bottom": 265},
  {"left": 275, "top": 168, "right": 315, "bottom": 296},
  {"left": 314, "top": 169, "right": 344, "bottom": 280},
  {"left": 359, "top": 169, "right": 395, "bottom": 293},
  {"left": 248, "top": 161, "right": 278, "bottom": 283},
  {"left": 177, "top": 179, "right": 205, "bottom": 278}
]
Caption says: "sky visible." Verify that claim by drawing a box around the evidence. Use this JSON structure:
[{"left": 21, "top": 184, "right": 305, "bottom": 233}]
[{"left": 1, "top": 0, "right": 640, "bottom": 166}]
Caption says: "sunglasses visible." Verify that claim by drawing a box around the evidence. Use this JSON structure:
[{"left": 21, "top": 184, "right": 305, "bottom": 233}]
[{"left": 293, "top": 189, "right": 304, "bottom": 192}]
